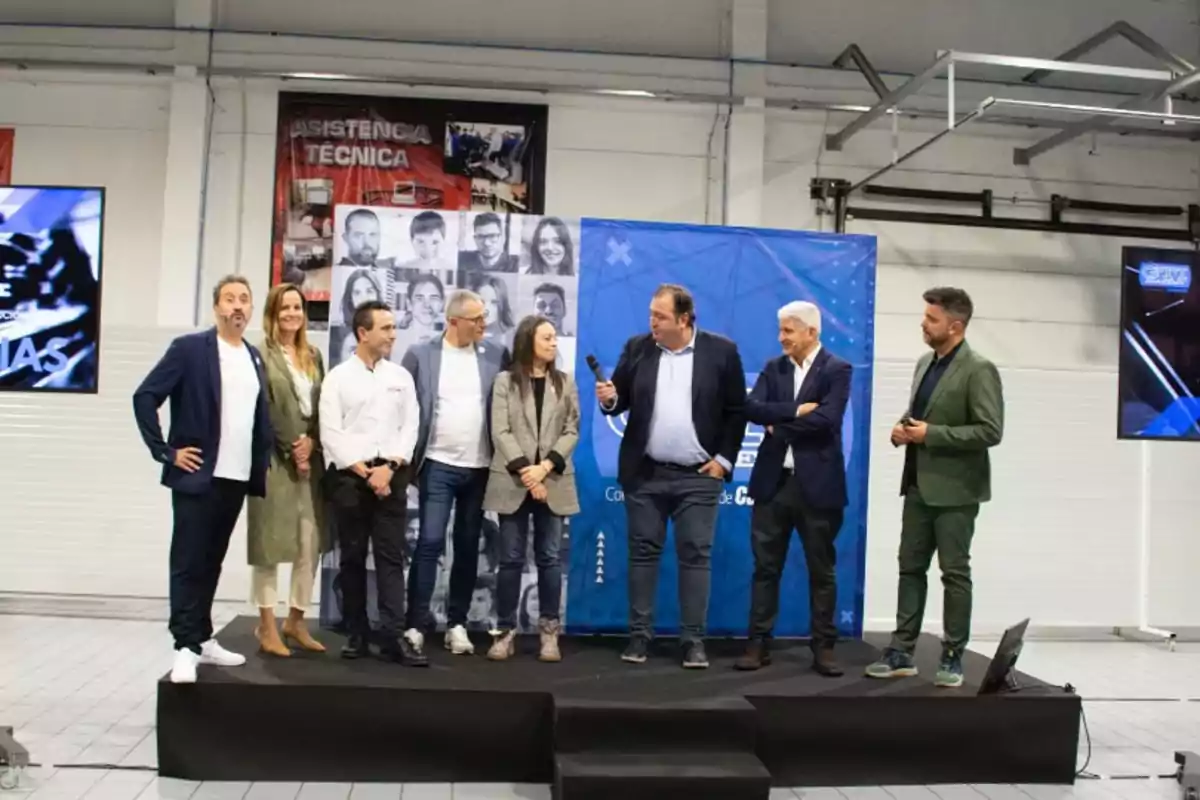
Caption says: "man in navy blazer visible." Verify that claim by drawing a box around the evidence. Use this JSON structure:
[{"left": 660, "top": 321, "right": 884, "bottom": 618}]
[
  {"left": 737, "top": 300, "right": 851, "bottom": 677},
  {"left": 597, "top": 284, "right": 746, "bottom": 669},
  {"left": 133, "top": 275, "right": 272, "bottom": 684}
]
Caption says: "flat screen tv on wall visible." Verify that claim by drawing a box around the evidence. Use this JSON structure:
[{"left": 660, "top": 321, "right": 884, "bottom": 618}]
[
  {"left": 0, "top": 186, "right": 105, "bottom": 393},
  {"left": 1118, "top": 245, "right": 1200, "bottom": 440}
]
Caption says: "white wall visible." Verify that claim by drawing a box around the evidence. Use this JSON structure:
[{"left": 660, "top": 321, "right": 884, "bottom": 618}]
[
  {"left": 3, "top": 0, "right": 1200, "bottom": 636},
  {"left": 0, "top": 73, "right": 175, "bottom": 597}
]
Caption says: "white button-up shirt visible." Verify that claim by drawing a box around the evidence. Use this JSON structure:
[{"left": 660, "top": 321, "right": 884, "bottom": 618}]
[
  {"left": 784, "top": 344, "right": 821, "bottom": 471},
  {"left": 319, "top": 353, "right": 419, "bottom": 470}
]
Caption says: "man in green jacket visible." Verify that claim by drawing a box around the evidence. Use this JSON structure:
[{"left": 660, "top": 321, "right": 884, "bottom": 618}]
[{"left": 865, "top": 287, "right": 1004, "bottom": 688}]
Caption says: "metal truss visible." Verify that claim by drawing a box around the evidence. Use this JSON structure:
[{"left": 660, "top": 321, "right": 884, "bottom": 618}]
[{"left": 827, "top": 23, "right": 1200, "bottom": 167}]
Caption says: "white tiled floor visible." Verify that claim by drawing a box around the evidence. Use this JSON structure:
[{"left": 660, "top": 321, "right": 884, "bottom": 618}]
[{"left": 1, "top": 614, "right": 1198, "bottom": 799}]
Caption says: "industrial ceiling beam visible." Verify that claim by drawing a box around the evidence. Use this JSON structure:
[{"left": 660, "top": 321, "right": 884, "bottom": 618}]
[
  {"left": 1021, "top": 21, "right": 1195, "bottom": 85},
  {"left": 825, "top": 52, "right": 952, "bottom": 151},
  {"left": 831, "top": 43, "right": 888, "bottom": 99},
  {"left": 824, "top": 49, "right": 1180, "bottom": 153},
  {"left": 1014, "top": 66, "right": 1200, "bottom": 165}
]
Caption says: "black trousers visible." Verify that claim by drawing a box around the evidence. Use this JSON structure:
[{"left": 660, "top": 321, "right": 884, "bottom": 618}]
[
  {"left": 748, "top": 472, "right": 844, "bottom": 646},
  {"left": 169, "top": 478, "right": 248, "bottom": 653},
  {"left": 327, "top": 467, "right": 409, "bottom": 639}
]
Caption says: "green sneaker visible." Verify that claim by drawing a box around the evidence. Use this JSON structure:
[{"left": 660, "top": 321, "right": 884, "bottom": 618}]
[
  {"left": 864, "top": 648, "right": 918, "bottom": 679},
  {"left": 934, "top": 649, "right": 964, "bottom": 688}
]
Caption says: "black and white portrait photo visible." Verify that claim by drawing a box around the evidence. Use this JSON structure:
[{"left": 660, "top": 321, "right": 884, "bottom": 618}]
[{"left": 519, "top": 215, "right": 578, "bottom": 276}]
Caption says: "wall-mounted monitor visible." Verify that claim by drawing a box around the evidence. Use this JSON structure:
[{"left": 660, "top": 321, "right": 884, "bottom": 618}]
[
  {"left": 0, "top": 186, "right": 104, "bottom": 393},
  {"left": 1118, "top": 246, "right": 1200, "bottom": 440}
]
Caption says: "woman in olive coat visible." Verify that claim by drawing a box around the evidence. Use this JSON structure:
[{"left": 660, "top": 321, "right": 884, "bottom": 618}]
[{"left": 246, "top": 283, "right": 329, "bottom": 656}]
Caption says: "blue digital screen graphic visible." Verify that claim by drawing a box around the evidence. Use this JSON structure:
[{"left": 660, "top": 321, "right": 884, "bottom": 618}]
[
  {"left": 0, "top": 186, "right": 105, "bottom": 393},
  {"left": 1119, "top": 246, "right": 1200, "bottom": 440},
  {"left": 1139, "top": 262, "right": 1192, "bottom": 294}
]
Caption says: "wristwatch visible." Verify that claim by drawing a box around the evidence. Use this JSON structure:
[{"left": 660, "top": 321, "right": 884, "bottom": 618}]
[{"left": 386, "top": 459, "right": 402, "bottom": 472}]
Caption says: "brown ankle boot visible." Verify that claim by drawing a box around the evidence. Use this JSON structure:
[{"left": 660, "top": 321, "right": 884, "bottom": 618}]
[
  {"left": 734, "top": 639, "right": 771, "bottom": 671},
  {"left": 538, "top": 619, "right": 562, "bottom": 662},
  {"left": 811, "top": 643, "right": 843, "bottom": 677},
  {"left": 282, "top": 611, "right": 326, "bottom": 653},
  {"left": 256, "top": 609, "right": 291, "bottom": 658},
  {"left": 488, "top": 630, "right": 516, "bottom": 661}
]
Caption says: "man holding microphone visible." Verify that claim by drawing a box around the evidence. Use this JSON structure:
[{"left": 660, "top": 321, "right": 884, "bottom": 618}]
[{"left": 596, "top": 284, "right": 746, "bottom": 669}]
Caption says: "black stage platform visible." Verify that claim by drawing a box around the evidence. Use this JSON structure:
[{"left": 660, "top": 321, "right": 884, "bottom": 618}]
[{"left": 158, "top": 617, "right": 1081, "bottom": 798}]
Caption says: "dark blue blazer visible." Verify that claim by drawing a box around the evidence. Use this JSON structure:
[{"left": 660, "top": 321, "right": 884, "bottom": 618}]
[
  {"left": 601, "top": 330, "right": 746, "bottom": 488},
  {"left": 745, "top": 348, "right": 851, "bottom": 509},
  {"left": 132, "top": 328, "right": 272, "bottom": 497}
]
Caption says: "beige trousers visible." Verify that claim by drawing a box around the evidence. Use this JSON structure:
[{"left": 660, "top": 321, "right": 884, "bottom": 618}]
[{"left": 251, "top": 480, "right": 318, "bottom": 612}]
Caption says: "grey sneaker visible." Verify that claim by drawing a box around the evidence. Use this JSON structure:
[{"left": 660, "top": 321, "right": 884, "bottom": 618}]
[
  {"left": 935, "top": 649, "right": 964, "bottom": 688},
  {"left": 621, "top": 636, "right": 649, "bottom": 664},
  {"left": 864, "top": 648, "right": 918, "bottom": 679}
]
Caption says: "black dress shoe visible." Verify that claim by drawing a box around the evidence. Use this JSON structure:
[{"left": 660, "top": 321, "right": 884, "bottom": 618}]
[
  {"left": 341, "top": 634, "right": 370, "bottom": 660},
  {"left": 396, "top": 637, "right": 429, "bottom": 668},
  {"left": 379, "top": 634, "right": 429, "bottom": 667},
  {"left": 682, "top": 641, "right": 709, "bottom": 669},
  {"left": 734, "top": 640, "right": 771, "bottom": 671},
  {"left": 811, "top": 643, "right": 844, "bottom": 677}
]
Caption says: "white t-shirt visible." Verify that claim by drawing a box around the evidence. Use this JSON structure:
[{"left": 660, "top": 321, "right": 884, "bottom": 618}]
[
  {"left": 213, "top": 337, "right": 260, "bottom": 481},
  {"left": 425, "top": 343, "right": 489, "bottom": 469}
]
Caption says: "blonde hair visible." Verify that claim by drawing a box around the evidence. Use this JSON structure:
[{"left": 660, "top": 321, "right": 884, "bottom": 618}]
[{"left": 263, "top": 283, "right": 316, "bottom": 377}]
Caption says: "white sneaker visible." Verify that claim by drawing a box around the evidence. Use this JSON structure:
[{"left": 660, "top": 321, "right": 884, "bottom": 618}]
[
  {"left": 200, "top": 639, "right": 246, "bottom": 667},
  {"left": 170, "top": 648, "right": 201, "bottom": 684},
  {"left": 444, "top": 625, "right": 475, "bottom": 655},
  {"left": 404, "top": 628, "right": 425, "bottom": 652}
]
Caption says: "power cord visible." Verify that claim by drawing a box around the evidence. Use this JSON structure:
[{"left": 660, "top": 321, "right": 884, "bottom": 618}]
[{"left": 1001, "top": 681, "right": 1176, "bottom": 781}]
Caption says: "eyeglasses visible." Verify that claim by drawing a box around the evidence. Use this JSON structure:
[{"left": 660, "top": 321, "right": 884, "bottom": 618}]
[{"left": 456, "top": 312, "right": 488, "bottom": 325}]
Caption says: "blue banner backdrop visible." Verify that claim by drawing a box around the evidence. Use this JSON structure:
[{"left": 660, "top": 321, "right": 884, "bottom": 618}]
[{"left": 567, "top": 219, "right": 877, "bottom": 638}]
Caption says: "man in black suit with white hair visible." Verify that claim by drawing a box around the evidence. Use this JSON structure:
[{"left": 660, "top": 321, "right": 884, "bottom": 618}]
[{"left": 738, "top": 300, "right": 852, "bottom": 677}]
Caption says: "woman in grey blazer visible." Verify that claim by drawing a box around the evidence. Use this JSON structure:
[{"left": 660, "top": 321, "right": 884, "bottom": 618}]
[{"left": 483, "top": 315, "right": 581, "bottom": 662}]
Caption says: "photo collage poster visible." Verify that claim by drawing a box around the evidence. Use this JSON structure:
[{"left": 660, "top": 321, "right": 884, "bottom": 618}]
[
  {"left": 270, "top": 92, "right": 547, "bottom": 308},
  {"left": 319, "top": 205, "right": 581, "bottom": 635}
]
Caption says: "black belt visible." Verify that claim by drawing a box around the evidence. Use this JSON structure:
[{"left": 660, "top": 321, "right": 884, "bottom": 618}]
[{"left": 647, "top": 458, "right": 707, "bottom": 473}]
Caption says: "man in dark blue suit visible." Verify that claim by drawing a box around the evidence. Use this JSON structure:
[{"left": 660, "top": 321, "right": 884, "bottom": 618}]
[
  {"left": 597, "top": 284, "right": 746, "bottom": 669},
  {"left": 737, "top": 300, "right": 851, "bottom": 676},
  {"left": 133, "top": 275, "right": 272, "bottom": 684}
]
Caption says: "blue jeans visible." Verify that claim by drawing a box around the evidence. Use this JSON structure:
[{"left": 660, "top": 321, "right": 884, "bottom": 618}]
[
  {"left": 496, "top": 496, "right": 563, "bottom": 631},
  {"left": 406, "top": 460, "right": 489, "bottom": 630}
]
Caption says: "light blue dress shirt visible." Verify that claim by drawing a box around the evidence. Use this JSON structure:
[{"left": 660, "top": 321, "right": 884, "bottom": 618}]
[{"left": 644, "top": 329, "right": 732, "bottom": 472}]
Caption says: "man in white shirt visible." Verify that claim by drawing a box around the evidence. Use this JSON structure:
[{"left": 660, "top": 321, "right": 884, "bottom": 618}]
[
  {"left": 320, "top": 300, "right": 424, "bottom": 666},
  {"left": 133, "top": 275, "right": 273, "bottom": 684},
  {"left": 739, "top": 301, "right": 852, "bottom": 676},
  {"left": 401, "top": 290, "right": 510, "bottom": 657}
]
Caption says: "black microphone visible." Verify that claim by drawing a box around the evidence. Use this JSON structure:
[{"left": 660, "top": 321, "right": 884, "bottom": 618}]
[{"left": 586, "top": 354, "right": 607, "bottom": 383}]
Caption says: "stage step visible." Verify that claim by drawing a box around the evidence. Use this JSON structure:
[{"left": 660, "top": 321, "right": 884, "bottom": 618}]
[
  {"left": 554, "top": 750, "right": 771, "bottom": 800},
  {"left": 553, "top": 697, "right": 758, "bottom": 753}
]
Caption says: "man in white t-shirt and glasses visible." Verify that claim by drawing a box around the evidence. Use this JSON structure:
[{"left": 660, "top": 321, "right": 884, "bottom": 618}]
[
  {"left": 320, "top": 300, "right": 424, "bottom": 666},
  {"left": 133, "top": 275, "right": 273, "bottom": 684},
  {"left": 402, "top": 289, "right": 511, "bottom": 657}
]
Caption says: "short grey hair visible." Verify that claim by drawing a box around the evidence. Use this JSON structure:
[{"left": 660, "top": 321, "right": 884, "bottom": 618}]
[
  {"left": 778, "top": 300, "right": 821, "bottom": 333},
  {"left": 445, "top": 289, "right": 483, "bottom": 318}
]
